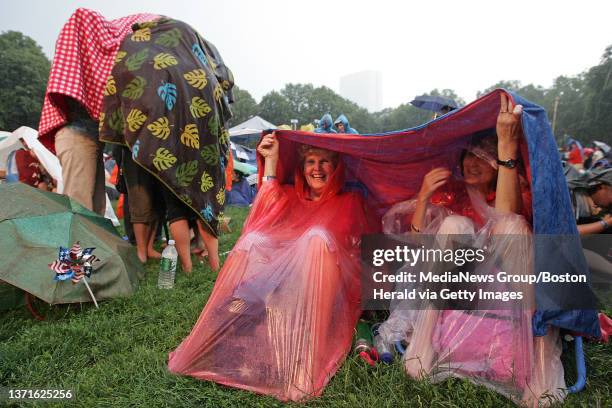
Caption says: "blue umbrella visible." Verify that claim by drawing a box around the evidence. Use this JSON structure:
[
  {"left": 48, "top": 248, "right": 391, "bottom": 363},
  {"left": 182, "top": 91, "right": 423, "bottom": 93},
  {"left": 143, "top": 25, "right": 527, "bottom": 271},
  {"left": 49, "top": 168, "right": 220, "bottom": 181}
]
[
  {"left": 410, "top": 95, "right": 458, "bottom": 114},
  {"left": 564, "top": 137, "right": 583, "bottom": 151}
]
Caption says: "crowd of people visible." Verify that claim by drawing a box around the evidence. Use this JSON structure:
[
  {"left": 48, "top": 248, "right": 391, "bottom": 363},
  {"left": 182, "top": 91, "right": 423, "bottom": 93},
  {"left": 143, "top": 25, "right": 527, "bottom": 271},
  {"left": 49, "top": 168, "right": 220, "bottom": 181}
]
[
  {"left": 562, "top": 142, "right": 612, "bottom": 292},
  {"left": 563, "top": 140, "right": 612, "bottom": 234},
  {"left": 314, "top": 113, "right": 359, "bottom": 134},
  {"left": 563, "top": 139, "right": 611, "bottom": 171}
]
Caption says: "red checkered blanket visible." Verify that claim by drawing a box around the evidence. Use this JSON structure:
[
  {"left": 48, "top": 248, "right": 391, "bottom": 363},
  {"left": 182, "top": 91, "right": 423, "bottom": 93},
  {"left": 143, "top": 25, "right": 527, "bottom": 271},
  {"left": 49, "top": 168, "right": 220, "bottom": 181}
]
[{"left": 38, "top": 8, "right": 157, "bottom": 148}]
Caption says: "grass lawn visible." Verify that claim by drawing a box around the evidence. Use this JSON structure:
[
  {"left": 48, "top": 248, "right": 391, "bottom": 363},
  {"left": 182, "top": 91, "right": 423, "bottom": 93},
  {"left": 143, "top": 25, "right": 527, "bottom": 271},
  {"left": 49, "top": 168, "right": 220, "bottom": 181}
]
[{"left": 1, "top": 205, "right": 611, "bottom": 407}]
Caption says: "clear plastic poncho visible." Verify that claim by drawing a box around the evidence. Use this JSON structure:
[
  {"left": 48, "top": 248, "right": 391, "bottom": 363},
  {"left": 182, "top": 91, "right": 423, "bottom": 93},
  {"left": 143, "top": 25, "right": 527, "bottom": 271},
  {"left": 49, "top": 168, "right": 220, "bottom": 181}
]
[{"left": 379, "top": 171, "right": 566, "bottom": 406}]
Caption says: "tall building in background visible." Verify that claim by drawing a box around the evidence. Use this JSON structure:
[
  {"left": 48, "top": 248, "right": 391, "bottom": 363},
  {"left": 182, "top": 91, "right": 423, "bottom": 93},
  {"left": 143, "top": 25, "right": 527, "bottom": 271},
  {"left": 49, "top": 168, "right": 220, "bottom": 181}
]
[{"left": 339, "top": 70, "right": 383, "bottom": 112}]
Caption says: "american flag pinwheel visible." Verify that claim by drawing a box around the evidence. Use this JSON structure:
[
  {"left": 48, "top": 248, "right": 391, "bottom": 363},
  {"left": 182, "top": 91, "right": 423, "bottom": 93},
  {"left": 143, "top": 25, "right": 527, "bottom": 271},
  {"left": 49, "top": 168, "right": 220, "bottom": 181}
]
[{"left": 48, "top": 241, "right": 100, "bottom": 307}]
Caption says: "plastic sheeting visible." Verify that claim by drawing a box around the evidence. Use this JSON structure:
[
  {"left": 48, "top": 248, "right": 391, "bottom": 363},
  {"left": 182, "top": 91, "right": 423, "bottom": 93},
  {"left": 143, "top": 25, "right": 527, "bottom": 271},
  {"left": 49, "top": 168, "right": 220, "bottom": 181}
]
[
  {"left": 379, "top": 187, "right": 566, "bottom": 406},
  {"left": 259, "top": 89, "right": 599, "bottom": 339},
  {"left": 168, "top": 89, "right": 599, "bottom": 402},
  {"left": 169, "top": 160, "right": 377, "bottom": 401}
]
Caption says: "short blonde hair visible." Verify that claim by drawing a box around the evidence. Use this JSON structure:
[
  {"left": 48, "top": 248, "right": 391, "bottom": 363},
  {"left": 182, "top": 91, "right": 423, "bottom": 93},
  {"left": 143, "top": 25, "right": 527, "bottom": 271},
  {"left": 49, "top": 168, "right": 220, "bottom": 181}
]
[{"left": 298, "top": 144, "right": 339, "bottom": 167}]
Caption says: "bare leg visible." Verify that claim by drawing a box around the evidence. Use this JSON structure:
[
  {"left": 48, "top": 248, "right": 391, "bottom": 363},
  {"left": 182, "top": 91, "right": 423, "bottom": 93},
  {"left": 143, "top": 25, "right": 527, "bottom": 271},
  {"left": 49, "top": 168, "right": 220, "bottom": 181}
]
[
  {"left": 522, "top": 328, "right": 566, "bottom": 406},
  {"left": 147, "top": 220, "right": 161, "bottom": 259},
  {"left": 405, "top": 215, "right": 473, "bottom": 378},
  {"left": 169, "top": 219, "right": 192, "bottom": 274},
  {"left": 197, "top": 220, "right": 219, "bottom": 272},
  {"left": 190, "top": 228, "right": 208, "bottom": 257},
  {"left": 404, "top": 308, "right": 439, "bottom": 378},
  {"left": 133, "top": 222, "right": 151, "bottom": 263}
]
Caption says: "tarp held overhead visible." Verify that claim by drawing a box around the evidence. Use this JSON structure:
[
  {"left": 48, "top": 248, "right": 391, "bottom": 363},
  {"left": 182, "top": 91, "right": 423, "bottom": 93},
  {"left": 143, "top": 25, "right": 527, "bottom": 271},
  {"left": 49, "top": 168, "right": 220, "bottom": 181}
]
[{"left": 265, "top": 89, "right": 600, "bottom": 338}]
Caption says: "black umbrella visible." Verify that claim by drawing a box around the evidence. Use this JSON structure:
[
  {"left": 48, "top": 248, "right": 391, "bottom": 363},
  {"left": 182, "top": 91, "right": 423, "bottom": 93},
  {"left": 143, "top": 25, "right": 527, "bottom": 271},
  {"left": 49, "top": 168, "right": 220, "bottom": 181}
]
[{"left": 410, "top": 95, "right": 458, "bottom": 114}]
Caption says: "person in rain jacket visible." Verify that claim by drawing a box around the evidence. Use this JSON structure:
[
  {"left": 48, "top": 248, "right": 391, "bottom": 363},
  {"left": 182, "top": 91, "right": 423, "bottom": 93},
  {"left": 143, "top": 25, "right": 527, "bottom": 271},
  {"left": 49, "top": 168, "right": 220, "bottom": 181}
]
[
  {"left": 571, "top": 167, "right": 612, "bottom": 235},
  {"left": 334, "top": 114, "right": 359, "bottom": 134},
  {"left": 314, "top": 113, "right": 337, "bottom": 134}
]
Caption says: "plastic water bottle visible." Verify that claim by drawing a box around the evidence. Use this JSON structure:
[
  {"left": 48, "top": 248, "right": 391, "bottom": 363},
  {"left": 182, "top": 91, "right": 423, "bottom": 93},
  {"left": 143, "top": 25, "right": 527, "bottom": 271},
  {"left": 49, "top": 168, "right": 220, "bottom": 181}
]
[
  {"left": 354, "top": 320, "right": 373, "bottom": 354},
  {"left": 354, "top": 320, "right": 379, "bottom": 365},
  {"left": 157, "top": 240, "right": 177, "bottom": 289},
  {"left": 372, "top": 323, "right": 394, "bottom": 364}
]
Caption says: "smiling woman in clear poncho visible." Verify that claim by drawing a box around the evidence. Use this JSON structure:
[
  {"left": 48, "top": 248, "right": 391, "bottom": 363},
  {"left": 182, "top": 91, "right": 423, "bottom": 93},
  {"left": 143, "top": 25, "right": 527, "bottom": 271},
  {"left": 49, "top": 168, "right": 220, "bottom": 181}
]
[
  {"left": 380, "top": 94, "right": 566, "bottom": 406},
  {"left": 168, "top": 133, "right": 375, "bottom": 401}
]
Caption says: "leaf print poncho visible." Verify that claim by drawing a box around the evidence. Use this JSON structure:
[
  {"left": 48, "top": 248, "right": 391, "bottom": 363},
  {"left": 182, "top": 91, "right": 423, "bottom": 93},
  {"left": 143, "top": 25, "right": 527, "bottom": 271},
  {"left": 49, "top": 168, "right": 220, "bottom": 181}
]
[{"left": 100, "top": 18, "right": 234, "bottom": 236}]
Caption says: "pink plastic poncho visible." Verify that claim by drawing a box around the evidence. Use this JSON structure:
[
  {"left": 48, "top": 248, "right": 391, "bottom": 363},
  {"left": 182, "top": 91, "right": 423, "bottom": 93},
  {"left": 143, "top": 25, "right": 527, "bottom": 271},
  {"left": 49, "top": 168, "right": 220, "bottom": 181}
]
[
  {"left": 379, "top": 177, "right": 566, "bottom": 406},
  {"left": 168, "top": 159, "right": 376, "bottom": 401}
]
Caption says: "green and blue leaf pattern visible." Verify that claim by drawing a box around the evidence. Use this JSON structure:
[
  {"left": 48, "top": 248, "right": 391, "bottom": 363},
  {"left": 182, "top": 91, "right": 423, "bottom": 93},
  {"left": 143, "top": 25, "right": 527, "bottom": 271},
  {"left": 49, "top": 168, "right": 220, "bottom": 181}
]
[
  {"left": 157, "top": 82, "right": 178, "bottom": 110},
  {"left": 192, "top": 43, "right": 208, "bottom": 66},
  {"left": 125, "top": 48, "right": 149, "bottom": 71},
  {"left": 101, "top": 19, "right": 234, "bottom": 235}
]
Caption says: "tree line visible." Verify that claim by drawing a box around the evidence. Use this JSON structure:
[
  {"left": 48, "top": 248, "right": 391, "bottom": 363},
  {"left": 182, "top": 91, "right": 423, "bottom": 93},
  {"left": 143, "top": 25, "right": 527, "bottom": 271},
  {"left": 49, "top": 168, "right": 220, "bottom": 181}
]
[{"left": 1, "top": 30, "right": 610, "bottom": 145}]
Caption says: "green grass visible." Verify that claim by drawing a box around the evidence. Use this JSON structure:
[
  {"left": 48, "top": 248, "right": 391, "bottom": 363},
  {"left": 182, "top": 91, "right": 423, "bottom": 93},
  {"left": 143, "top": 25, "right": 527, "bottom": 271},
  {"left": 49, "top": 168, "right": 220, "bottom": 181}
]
[{"left": 1, "top": 205, "right": 610, "bottom": 407}]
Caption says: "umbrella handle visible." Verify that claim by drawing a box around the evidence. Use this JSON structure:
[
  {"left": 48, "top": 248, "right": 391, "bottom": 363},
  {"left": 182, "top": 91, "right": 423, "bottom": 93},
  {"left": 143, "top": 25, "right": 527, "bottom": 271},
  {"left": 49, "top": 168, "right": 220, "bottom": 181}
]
[{"left": 24, "top": 292, "right": 45, "bottom": 321}]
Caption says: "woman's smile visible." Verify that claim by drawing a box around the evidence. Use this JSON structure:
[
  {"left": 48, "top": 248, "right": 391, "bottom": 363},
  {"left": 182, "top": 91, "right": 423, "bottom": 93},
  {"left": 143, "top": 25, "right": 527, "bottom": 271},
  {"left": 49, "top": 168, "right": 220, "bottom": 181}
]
[
  {"left": 462, "top": 152, "right": 497, "bottom": 189},
  {"left": 303, "top": 151, "right": 335, "bottom": 200}
]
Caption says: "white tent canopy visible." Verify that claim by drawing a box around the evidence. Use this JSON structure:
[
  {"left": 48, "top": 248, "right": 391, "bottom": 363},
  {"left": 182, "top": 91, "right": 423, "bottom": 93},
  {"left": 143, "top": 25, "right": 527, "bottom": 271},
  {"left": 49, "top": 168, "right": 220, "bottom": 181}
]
[
  {"left": 0, "top": 131, "right": 21, "bottom": 172},
  {"left": 229, "top": 116, "right": 276, "bottom": 137}
]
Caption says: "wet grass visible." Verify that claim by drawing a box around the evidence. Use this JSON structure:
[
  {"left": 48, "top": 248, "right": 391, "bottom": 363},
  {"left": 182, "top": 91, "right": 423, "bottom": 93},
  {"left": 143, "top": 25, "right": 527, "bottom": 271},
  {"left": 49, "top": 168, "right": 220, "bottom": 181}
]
[{"left": 1, "top": 206, "right": 610, "bottom": 407}]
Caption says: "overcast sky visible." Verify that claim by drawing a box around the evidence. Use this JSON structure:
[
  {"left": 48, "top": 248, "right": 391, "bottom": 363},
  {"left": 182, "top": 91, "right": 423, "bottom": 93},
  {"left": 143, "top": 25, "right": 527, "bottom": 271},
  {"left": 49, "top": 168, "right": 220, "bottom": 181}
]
[{"left": 1, "top": 0, "right": 611, "bottom": 109}]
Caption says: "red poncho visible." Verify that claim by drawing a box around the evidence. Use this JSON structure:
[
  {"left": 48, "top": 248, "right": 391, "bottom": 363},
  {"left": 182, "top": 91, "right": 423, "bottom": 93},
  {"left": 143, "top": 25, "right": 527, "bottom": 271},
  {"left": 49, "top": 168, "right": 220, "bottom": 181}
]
[
  {"left": 567, "top": 146, "right": 583, "bottom": 165},
  {"left": 169, "top": 159, "right": 377, "bottom": 401}
]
